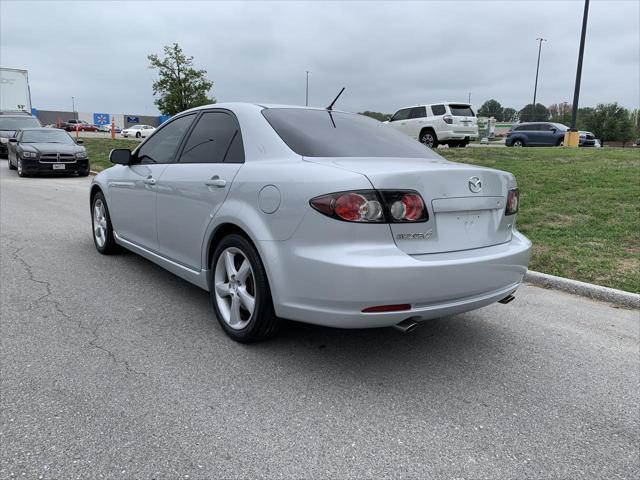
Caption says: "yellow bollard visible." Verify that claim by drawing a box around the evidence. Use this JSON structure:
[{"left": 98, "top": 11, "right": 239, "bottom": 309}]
[
  {"left": 564, "top": 130, "right": 580, "bottom": 148},
  {"left": 111, "top": 119, "right": 115, "bottom": 140}
]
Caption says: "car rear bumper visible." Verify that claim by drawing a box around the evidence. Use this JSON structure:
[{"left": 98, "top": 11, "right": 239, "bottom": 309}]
[
  {"left": 261, "top": 230, "right": 532, "bottom": 328},
  {"left": 438, "top": 129, "right": 479, "bottom": 141}
]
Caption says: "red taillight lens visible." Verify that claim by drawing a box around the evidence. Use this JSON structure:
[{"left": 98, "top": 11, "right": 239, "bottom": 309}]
[
  {"left": 310, "top": 191, "right": 384, "bottom": 223},
  {"left": 310, "top": 190, "right": 428, "bottom": 223},
  {"left": 506, "top": 188, "right": 519, "bottom": 215},
  {"left": 443, "top": 115, "right": 453, "bottom": 125}
]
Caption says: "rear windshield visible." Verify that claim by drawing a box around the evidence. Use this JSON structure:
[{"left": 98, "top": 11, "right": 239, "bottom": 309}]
[
  {"left": 0, "top": 116, "right": 41, "bottom": 130},
  {"left": 448, "top": 105, "right": 475, "bottom": 117},
  {"left": 262, "top": 108, "right": 435, "bottom": 158}
]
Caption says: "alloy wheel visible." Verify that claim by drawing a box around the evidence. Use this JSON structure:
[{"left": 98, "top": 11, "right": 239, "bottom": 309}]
[
  {"left": 214, "top": 247, "right": 256, "bottom": 330},
  {"left": 421, "top": 133, "right": 435, "bottom": 148},
  {"left": 93, "top": 199, "right": 107, "bottom": 248}
]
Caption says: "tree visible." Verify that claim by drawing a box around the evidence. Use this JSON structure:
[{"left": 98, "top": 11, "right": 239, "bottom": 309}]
[
  {"left": 502, "top": 107, "right": 518, "bottom": 122},
  {"left": 477, "top": 99, "right": 503, "bottom": 121},
  {"left": 359, "top": 111, "right": 391, "bottom": 122},
  {"left": 583, "top": 103, "right": 634, "bottom": 146},
  {"left": 519, "top": 103, "right": 550, "bottom": 122},
  {"left": 148, "top": 43, "right": 214, "bottom": 115},
  {"left": 548, "top": 102, "right": 572, "bottom": 125}
]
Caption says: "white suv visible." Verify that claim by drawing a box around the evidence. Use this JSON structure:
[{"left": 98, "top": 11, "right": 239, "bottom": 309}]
[{"left": 386, "top": 102, "right": 478, "bottom": 148}]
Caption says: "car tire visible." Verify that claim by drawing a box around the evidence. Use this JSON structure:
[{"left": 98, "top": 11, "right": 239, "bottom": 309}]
[
  {"left": 91, "top": 192, "right": 118, "bottom": 255},
  {"left": 557, "top": 138, "right": 564, "bottom": 147},
  {"left": 210, "top": 234, "right": 281, "bottom": 343},
  {"left": 420, "top": 130, "right": 439, "bottom": 149},
  {"left": 17, "top": 159, "right": 27, "bottom": 177},
  {"left": 79, "top": 169, "right": 90, "bottom": 177},
  {"left": 135, "top": 132, "right": 141, "bottom": 139},
  {"left": 8, "top": 158, "right": 16, "bottom": 170},
  {"left": 512, "top": 139, "right": 525, "bottom": 147}
]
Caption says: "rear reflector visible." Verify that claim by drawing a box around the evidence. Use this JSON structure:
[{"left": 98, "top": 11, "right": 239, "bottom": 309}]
[{"left": 362, "top": 304, "right": 411, "bottom": 313}]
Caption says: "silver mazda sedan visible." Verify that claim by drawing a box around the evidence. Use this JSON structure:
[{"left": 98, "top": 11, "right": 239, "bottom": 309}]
[{"left": 90, "top": 103, "right": 531, "bottom": 342}]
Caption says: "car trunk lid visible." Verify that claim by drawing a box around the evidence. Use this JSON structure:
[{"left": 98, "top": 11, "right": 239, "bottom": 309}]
[{"left": 304, "top": 157, "right": 515, "bottom": 254}]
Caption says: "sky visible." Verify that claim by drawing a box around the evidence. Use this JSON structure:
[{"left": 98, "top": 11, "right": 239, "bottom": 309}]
[{"left": 1, "top": 0, "right": 638, "bottom": 116}]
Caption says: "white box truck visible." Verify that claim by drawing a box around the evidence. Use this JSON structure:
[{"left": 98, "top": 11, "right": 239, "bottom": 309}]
[{"left": 0, "top": 68, "right": 32, "bottom": 113}]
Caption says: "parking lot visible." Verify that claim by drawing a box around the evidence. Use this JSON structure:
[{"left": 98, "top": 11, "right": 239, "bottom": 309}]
[{"left": 1, "top": 160, "right": 638, "bottom": 478}]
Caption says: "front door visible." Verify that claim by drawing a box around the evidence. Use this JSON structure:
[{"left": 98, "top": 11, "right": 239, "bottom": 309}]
[
  {"left": 107, "top": 113, "right": 196, "bottom": 251},
  {"left": 156, "top": 110, "right": 245, "bottom": 270}
]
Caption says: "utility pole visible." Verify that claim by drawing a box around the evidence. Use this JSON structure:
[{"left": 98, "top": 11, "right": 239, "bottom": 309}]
[
  {"left": 305, "top": 71, "right": 310, "bottom": 107},
  {"left": 566, "top": 0, "right": 590, "bottom": 147},
  {"left": 532, "top": 37, "right": 546, "bottom": 106},
  {"left": 72, "top": 96, "right": 76, "bottom": 119}
]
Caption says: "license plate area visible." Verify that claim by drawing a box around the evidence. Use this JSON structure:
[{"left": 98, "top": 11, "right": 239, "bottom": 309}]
[{"left": 52, "top": 164, "right": 66, "bottom": 170}]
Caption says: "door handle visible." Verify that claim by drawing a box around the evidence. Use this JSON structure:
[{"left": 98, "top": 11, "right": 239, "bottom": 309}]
[
  {"left": 143, "top": 176, "right": 156, "bottom": 185},
  {"left": 205, "top": 176, "right": 226, "bottom": 188}
]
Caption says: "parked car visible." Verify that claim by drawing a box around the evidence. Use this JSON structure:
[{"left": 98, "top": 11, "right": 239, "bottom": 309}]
[
  {"left": 579, "top": 131, "right": 598, "bottom": 147},
  {"left": 97, "top": 123, "right": 121, "bottom": 133},
  {"left": 505, "top": 122, "right": 567, "bottom": 147},
  {"left": 0, "top": 112, "right": 42, "bottom": 157},
  {"left": 121, "top": 124, "right": 155, "bottom": 138},
  {"left": 386, "top": 102, "right": 478, "bottom": 148},
  {"left": 90, "top": 103, "right": 531, "bottom": 342},
  {"left": 59, "top": 119, "right": 97, "bottom": 132},
  {"left": 7, "top": 127, "right": 89, "bottom": 176}
]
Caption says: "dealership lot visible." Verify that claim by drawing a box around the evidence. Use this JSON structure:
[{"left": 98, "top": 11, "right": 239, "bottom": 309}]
[{"left": 1, "top": 161, "right": 638, "bottom": 478}]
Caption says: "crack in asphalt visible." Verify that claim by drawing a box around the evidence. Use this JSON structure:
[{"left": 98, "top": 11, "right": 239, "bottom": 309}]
[{"left": 9, "top": 245, "right": 146, "bottom": 377}]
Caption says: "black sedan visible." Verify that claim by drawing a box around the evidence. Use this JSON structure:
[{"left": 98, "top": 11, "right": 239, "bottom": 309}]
[{"left": 8, "top": 128, "right": 90, "bottom": 177}]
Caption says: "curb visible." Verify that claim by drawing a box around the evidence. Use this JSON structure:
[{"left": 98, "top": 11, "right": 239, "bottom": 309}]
[
  {"left": 90, "top": 170, "right": 99, "bottom": 176},
  {"left": 524, "top": 270, "right": 639, "bottom": 309}
]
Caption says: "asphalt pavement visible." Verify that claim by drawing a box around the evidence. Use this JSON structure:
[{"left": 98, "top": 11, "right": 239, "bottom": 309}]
[{"left": 1, "top": 160, "right": 638, "bottom": 479}]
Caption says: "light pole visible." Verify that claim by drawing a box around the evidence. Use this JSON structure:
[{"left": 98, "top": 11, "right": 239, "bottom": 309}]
[
  {"left": 468, "top": 92, "right": 471, "bottom": 104},
  {"left": 532, "top": 37, "right": 546, "bottom": 106},
  {"left": 567, "top": 0, "right": 590, "bottom": 147},
  {"left": 305, "top": 71, "right": 310, "bottom": 107},
  {"left": 72, "top": 96, "right": 76, "bottom": 119}
]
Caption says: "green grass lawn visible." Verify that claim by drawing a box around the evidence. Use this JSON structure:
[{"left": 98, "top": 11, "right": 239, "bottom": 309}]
[
  {"left": 84, "top": 137, "right": 640, "bottom": 293},
  {"left": 440, "top": 147, "right": 640, "bottom": 293},
  {"left": 84, "top": 137, "right": 140, "bottom": 172}
]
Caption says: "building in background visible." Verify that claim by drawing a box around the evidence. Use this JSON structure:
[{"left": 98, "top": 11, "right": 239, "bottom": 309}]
[{"left": 33, "top": 110, "right": 170, "bottom": 128}]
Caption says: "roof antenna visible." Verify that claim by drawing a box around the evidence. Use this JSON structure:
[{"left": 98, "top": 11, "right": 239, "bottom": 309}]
[{"left": 327, "top": 87, "right": 345, "bottom": 111}]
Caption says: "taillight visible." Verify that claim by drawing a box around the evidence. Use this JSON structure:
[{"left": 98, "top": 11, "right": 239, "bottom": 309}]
[
  {"left": 506, "top": 188, "right": 519, "bottom": 215},
  {"left": 310, "top": 190, "right": 428, "bottom": 223},
  {"left": 443, "top": 115, "right": 453, "bottom": 125}
]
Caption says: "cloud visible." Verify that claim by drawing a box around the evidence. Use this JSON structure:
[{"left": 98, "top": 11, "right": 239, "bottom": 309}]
[{"left": 1, "top": 0, "right": 638, "bottom": 115}]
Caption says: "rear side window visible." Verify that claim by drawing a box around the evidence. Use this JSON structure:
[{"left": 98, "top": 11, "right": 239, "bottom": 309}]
[
  {"left": 179, "top": 111, "right": 244, "bottom": 164},
  {"left": 408, "top": 107, "right": 427, "bottom": 119},
  {"left": 262, "top": 108, "right": 437, "bottom": 158},
  {"left": 136, "top": 114, "right": 195, "bottom": 164},
  {"left": 431, "top": 104, "right": 446, "bottom": 116},
  {"left": 390, "top": 109, "right": 411, "bottom": 122},
  {"left": 514, "top": 124, "right": 535, "bottom": 131},
  {"left": 448, "top": 105, "right": 475, "bottom": 117}
]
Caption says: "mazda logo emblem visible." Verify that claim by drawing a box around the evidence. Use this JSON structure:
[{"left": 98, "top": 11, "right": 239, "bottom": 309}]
[{"left": 468, "top": 176, "right": 482, "bottom": 193}]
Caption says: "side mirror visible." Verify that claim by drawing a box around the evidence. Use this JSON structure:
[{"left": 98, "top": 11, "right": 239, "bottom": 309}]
[
  {"left": 75, "top": 139, "right": 84, "bottom": 145},
  {"left": 8, "top": 138, "right": 17, "bottom": 143},
  {"left": 550, "top": 128, "right": 557, "bottom": 133},
  {"left": 387, "top": 116, "right": 393, "bottom": 122},
  {"left": 109, "top": 148, "right": 132, "bottom": 165}
]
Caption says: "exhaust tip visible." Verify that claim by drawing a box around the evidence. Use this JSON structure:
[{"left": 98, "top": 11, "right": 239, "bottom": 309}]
[
  {"left": 498, "top": 294, "right": 516, "bottom": 304},
  {"left": 393, "top": 318, "right": 419, "bottom": 334}
]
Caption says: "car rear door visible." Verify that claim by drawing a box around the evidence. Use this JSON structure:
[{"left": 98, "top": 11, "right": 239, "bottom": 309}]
[
  {"left": 537, "top": 123, "right": 558, "bottom": 146},
  {"left": 107, "top": 114, "right": 196, "bottom": 251},
  {"left": 406, "top": 106, "right": 427, "bottom": 140},
  {"left": 156, "top": 110, "right": 244, "bottom": 270}
]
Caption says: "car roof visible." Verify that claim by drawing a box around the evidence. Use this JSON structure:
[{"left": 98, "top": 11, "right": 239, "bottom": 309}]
[
  {"left": 19, "top": 127, "right": 65, "bottom": 132},
  {"left": 393, "top": 102, "right": 472, "bottom": 111},
  {"left": 180, "top": 102, "right": 351, "bottom": 115}
]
